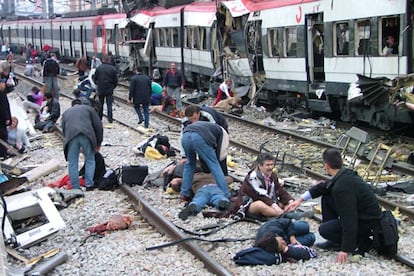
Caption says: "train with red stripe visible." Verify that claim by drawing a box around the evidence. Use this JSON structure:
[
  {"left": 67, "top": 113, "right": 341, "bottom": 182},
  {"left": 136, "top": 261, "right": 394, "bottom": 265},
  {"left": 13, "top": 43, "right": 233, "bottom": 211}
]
[{"left": 0, "top": 8, "right": 131, "bottom": 71}]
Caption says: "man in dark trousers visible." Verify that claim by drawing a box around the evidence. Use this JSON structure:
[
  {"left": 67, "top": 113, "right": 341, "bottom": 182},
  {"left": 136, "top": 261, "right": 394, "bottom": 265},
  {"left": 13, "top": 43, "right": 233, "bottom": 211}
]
[
  {"left": 93, "top": 54, "right": 118, "bottom": 123},
  {"left": 0, "top": 81, "right": 11, "bottom": 158},
  {"left": 62, "top": 99, "right": 103, "bottom": 191},
  {"left": 127, "top": 68, "right": 152, "bottom": 128},
  {"left": 43, "top": 53, "right": 60, "bottom": 99},
  {"left": 181, "top": 121, "right": 229, "bottom": 201},
  {"left": 163, "top": 63, "right": 185, "bottom": 111},
  {"left": 286, "top": 148, "right": 382, "bottom": 263},
  {"left": 182, "top": 104, "right": 229, "bottom": 175}
]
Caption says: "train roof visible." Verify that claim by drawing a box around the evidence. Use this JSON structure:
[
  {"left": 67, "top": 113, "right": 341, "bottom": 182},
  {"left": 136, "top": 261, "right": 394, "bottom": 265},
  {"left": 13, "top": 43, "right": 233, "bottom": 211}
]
[{"left": 61, "top": 7, "right": 118, "bottom": 18}]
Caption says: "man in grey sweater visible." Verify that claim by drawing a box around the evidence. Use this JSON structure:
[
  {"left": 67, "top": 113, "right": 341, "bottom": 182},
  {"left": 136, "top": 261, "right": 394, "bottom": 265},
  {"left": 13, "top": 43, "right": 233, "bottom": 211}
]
[{"left": 62, "top": 100, "right": 103, "bottom": 191}]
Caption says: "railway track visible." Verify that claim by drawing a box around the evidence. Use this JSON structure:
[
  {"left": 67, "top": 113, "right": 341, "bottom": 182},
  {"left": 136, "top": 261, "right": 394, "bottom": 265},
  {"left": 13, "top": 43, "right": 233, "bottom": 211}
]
[{"left": 6, "top": 64, "right": 414, "bottom": 273}]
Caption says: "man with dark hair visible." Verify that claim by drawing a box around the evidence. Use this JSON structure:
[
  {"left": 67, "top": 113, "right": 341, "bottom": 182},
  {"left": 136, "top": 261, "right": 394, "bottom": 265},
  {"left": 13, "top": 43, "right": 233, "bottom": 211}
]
[
  {"left": 62, "top": 100, "right": 103, "bottom": 192},
  {"left": 35, "top": 92, "right": 60, "bottom": 133},
  {"left": 93, "top": 54, "right": 118, "bottom": 123},
  {"left": 0, "top": 81, "right": 11, "bottom": 158},
  {"left": 286, "top": 148, "right": 382, "bottom": 263},
  {"left": 182, "top": 104, "right": 229, "bottom": 175},
  {"left": 181, "top": 121, "right": 229, "bottom": 201},
  {"left": 43, "top": 53, "right": 60, "bottom": 99},
  {"left": 230, "top": 152, "right": 294, "bottom": 220},
  {"left": 128, "top": 69, "right": 152, "bottom": 128}
]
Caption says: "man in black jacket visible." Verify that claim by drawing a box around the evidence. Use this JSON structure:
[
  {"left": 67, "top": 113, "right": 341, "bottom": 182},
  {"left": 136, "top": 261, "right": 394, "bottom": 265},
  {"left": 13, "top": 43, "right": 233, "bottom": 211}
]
[
  {"left": 286, "top": 148, "right": 382, "bottom": 263},
  {"left": 35, "top": 92, "right": 60, "bottom": 133},
  {"left": 127, "top": 69, "right": 151, "bottom": 128},
  {"left": 93, "top": 55, "right": 118, "bottom": 123},
  {"left": 43, "top": 53, "right": 60, "bottom": 99},
  {"left": 0, "top": 81, "right": 11, "bottom": 158}
]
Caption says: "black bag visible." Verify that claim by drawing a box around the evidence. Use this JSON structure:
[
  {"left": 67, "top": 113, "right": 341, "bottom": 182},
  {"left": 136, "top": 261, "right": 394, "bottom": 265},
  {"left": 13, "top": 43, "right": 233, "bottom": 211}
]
[
  {"left": 122, "top": 165, "right": 148, "bottom": 186},
  {"left": 233, "top": 247, "right": 282, "bottom": 266},
  {"left": 27, "top": 95, "right": 36, "bottom": 103},
  {"left": 374, "top": 210, "right": 399, "bottom": 257},
  {"left": 97, "top": 168, "right": 120, "bottom": 191}
]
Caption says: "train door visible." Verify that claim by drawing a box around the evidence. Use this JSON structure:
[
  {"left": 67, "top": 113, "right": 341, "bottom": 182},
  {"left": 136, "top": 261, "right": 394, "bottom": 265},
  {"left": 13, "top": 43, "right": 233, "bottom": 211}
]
[
  {"left": 69, "top": 26, "right": 73, "bottom": 57},
  {"left": 80, "top": 25, "right": 85, "bottom": 57},
  {"left": 246, "top": 18, "right": 264, "bottom": 76},
  {"left": 306, "top": 13, "right": 325, "bottom": 83},
  {"left": 59, "top": 26, "right": 63, "bottom": 58}
]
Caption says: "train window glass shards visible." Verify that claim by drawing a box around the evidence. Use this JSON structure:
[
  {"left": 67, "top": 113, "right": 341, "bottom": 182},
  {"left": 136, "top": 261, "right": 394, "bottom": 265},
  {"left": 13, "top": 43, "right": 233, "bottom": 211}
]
[
  {"left": 380, "top": 17, "right": 400, "bottom": 56},
  {"left": 172, "top": 28, "right": 179, "bottom": 47},
  {"left": 335, "top": 22, "right": 349, "bottom": 56},
  {"left": 286, "top": 27, "right": 297, "bottom": 57},
  {"left": 356, "top": 19, "right": 371, "bottom": 56},
  {"left": 268, "top": 28, "right": 280, "bottom": 57}
]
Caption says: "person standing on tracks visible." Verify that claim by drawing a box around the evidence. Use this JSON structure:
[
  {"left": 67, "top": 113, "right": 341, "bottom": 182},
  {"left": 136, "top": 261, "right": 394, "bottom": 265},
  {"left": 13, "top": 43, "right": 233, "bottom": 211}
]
[
  {"left": 43, "top": 53, "right": 60, "bottom": 100},
  {"left": 127, "top": 68, "right": 152, "bottom": 128},
  {"left": 25, "top": 43, "right": 32, "bottom": 63},
  {"left": 62, "top": 99, "right": 103, "bottom": 192},
  {"left": 163, "top": 63, "right": 185, "bottom": 112},
  {"left": 286, "top": 148, "right": 382, "bottom": 264},
  {"left": 213, "top": 79, "right": 233, "bottom": 106},
  {"left": 229, "top": 152, "right": 297, "bottom": 221},
  {"left": 0, "top": 80, "right": 11, "bottom": 159},
  {"left": 182, "top": 105, "right": 229, "bottom": 175},
  {"left": 93, "top": 54, "right": 118, "bottom": 123},
  {"left": 180, "top": 121, "right": 229, "bottom": 201}
]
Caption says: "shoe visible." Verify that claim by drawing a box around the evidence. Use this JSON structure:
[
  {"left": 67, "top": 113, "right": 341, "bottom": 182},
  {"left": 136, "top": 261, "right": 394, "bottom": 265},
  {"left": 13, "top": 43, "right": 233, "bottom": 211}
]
[
  {"left": 316, "top": 240, "right": 341, "bottom": 251},
  {"left": 283, "top": 210, "right": 315, "bottom": 220},
  {"left": 86, "top": 186, "right": 97, "bottom": 191},
  {"left": 231, "top": 210, "right": 245, "bottom": 221},
  {"left": 179, "top": 194, "right": 191, "bottom": 202},
  {"left": 217, "top": 200, "right": 231, "bottom": 211},
  {"left": 178, "top": 204, "right": 197, "bottom": 220},
  {"left": 138, "top": 120, "right": 143, "bottom": 125}
]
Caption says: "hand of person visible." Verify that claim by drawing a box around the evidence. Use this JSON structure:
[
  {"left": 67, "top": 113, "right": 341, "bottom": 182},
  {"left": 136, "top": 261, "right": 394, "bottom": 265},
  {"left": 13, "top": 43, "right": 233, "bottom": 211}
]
[
  {"left": 127, "top": 99, "right": 131, "bottom": 105},
  {"left": 285, "top": 198, "right": 301, "bottom": 212},
  {"left": 335, "top": 251, "right": 348, "bottom": 264}
]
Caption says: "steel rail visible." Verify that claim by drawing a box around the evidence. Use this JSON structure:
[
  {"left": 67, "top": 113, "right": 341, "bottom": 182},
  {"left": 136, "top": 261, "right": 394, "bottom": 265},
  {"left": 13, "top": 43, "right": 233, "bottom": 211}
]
[{"left": 120, "top": 185, "right": 232, "bottom": 276}]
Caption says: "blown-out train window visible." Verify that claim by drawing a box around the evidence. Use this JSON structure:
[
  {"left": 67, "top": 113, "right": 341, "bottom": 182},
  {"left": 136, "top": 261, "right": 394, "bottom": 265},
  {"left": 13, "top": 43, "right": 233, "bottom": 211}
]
[{"left": 356, "top": 19, "right": 370, "bottom": 56}]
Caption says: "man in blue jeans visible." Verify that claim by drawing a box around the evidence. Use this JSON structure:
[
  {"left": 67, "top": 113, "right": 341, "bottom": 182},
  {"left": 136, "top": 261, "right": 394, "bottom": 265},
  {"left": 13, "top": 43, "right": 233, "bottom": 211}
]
[
  {"left": 181, "top": 121, "right": 229, "bottom": 201},
  {"left": 128, "top": 68, "right": 151, "bottom": 128},
  {"left": 62, "top": 100, "right": 103, "bottom": 192},
  {"left": 179, "top": 172, "right": 232, "bottom": 220}
]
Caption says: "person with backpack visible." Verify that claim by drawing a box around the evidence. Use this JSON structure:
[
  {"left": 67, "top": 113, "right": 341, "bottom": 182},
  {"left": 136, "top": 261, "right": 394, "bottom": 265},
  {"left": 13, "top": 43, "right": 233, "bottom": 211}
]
[
  {"left": 286, "top": 148, "right": 382, "bottom": 263},
  {"left": 62, "top": 99, "right": 103, "bottom": 192}
]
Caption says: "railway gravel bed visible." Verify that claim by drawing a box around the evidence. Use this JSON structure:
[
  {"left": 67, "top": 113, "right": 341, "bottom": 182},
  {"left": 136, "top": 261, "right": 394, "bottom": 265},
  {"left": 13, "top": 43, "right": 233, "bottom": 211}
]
[{"left": 2, "top": 68, "right": 414, "bottom": 275}]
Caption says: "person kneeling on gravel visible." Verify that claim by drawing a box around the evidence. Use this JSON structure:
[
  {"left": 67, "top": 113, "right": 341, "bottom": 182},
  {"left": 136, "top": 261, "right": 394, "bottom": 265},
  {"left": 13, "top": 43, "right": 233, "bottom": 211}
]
[{"left": 179, "top": 172, "right": 233, "bottom": 220}]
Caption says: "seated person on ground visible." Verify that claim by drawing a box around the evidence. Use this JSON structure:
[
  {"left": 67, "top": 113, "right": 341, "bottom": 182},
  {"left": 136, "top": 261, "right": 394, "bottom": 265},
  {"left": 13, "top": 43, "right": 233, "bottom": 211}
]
[
  {"left": 7, "top": 116, "right": 31, "bottom": 153},
  {"left": 178, "top": 172, "right": 233, "bottom": 220}
]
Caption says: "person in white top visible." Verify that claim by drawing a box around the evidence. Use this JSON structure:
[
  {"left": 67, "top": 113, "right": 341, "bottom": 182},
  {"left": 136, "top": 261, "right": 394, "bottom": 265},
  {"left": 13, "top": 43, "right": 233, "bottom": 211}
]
[
  {"left": 213, "top": 79, "right": 233, "bottom": 106},
  {"left": 90, "top": 56, "right": 102, "bottom": 69}
]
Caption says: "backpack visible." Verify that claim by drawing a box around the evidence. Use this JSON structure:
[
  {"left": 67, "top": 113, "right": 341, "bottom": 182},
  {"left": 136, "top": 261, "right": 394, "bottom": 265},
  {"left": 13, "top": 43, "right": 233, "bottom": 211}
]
[
  {"left": 374, "top": 210, "right": 399, "bottom": 257},
  {"left": 233, "top": 247, "right": 282, "bottom": 266},
  {"left": 97, "top": 168, "right": 120, "bottom": 191}
]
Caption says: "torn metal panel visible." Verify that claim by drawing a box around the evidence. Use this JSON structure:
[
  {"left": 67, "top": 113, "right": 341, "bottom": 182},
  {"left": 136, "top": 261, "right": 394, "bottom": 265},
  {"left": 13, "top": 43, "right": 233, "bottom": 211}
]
[{"left": 2, "top": 187, "right": 66, "bottom": 248}]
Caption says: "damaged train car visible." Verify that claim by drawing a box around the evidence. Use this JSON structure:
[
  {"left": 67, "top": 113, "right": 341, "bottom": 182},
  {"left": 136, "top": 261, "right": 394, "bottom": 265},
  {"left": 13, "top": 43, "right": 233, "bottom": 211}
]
[{"left": 124, "top": 0, "right": 414, "bottom": 130}]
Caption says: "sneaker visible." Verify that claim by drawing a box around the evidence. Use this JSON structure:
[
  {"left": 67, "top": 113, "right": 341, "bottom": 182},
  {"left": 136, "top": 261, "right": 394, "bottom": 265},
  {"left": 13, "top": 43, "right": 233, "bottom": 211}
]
[
  {"left": 86, "top": 186, "right": 96, "bottom": 191},
  {"left": 138, "top": 120, "right": 143, "bottom": 125},
  {"left": 231, "top": 210, "right": 245, "bottom": 221},
  {"left": 178, "top": 204, "right": 198, "bottom": 220},
  {"left": 217, "top": 200, "right": 231, "bottom": 211}
]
